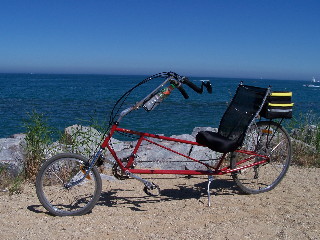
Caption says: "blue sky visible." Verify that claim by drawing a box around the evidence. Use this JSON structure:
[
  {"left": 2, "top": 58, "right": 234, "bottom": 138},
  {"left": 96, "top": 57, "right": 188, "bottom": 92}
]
[{"left": 1, "top": 0, "right": 319, "bottom": 80}]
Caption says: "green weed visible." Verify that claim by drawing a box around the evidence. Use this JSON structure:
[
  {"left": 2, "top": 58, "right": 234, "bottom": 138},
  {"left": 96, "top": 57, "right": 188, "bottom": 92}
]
[
  {"left": 288, "top": 112, "right": 320, "bottom": 167},
  {"left": 23, "top": 111, "right": 54, "bottom": 181},
  {"left": 0, "top": 165, "right": 24, "bottom": 195}
]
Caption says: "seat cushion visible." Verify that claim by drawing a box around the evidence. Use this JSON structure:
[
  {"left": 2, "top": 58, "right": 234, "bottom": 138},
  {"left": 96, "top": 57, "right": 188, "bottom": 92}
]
[{"left": 196, "top": 131, "right": 239, "bottom": 153}]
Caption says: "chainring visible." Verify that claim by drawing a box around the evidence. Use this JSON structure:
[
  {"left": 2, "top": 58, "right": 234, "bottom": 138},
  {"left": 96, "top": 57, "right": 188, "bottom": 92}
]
[{"left": 112, "top": 163, "right": 129, "bottom": 180}]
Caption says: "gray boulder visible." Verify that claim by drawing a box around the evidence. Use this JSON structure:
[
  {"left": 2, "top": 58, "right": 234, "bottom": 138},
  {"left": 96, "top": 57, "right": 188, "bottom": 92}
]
[
  {"left": 63, "top": 125, "right": 103, "bottom": 157},
  {"left": 0, "top": 126, "right": 221, "bottom": 177},
  {"left": 0, "top": 134, "right": 26, "bottom": 177},
  {"left": 103, "top": 130, "right": 219, "bottom": 171}
]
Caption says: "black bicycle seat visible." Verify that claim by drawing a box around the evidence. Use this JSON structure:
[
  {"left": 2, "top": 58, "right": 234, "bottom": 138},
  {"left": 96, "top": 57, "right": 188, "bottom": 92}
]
[{"left": 196, "top": 131, "right": 239, "bottom": 153}]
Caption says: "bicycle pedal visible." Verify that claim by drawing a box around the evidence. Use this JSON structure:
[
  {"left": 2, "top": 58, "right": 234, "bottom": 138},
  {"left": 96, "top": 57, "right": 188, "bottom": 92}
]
[{"left": 143, "top": 182, "right": 160, "bottom": 196}]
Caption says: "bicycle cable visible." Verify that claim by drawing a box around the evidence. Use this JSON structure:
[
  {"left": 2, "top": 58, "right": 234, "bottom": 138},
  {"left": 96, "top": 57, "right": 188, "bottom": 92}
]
[{"left": 101, "top": 72, "right": 178, "bottom": 140}]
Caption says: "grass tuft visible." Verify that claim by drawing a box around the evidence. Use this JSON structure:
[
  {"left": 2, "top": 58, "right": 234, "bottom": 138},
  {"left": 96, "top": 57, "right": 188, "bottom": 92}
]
[
  {"left": 23, "top": 111, "right": 54, "bottom": 182},
  {"left": 288, "top": 112, "right": 320, "bottom": 167}
]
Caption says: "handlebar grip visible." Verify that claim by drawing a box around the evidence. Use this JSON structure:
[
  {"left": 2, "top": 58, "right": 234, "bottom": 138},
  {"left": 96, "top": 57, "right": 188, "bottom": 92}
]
[
  {"left": 182, "top": 77, "right": 203, "bottom": 93},
  {"left": 177, "top": 84, "right": 189, "bottom": 99},
  {"left": 182, "top": 77, "right": 212, "bottom": 94}
]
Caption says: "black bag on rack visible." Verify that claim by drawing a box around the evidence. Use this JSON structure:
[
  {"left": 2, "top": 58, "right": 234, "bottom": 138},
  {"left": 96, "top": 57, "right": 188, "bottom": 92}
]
[{"left": 260, "top": 92, "right": 294, "bottom": 119}]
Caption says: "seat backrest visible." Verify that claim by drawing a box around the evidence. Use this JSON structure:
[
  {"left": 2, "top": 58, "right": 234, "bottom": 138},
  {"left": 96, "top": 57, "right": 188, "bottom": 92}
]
[{"left": 218, "top": 84, "right": 269, "bottom": 146}]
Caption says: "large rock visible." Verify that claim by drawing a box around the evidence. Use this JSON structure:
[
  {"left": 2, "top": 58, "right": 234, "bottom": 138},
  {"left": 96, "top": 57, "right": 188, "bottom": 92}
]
[
  {"left": 0, "top": 134, "right": 26, "bottom": 177},
  {"left": 103, "top": 130, "right": 219, "bottom": 170},
  {"left": 0, "top": 126, "right": 222, "bottom": 176},
  {"left": 58, "top": 126, "right": 221, "bottom": 170},
  {"left": 63, "top": 125, "right": 103, "bottom": 157},
  {"left": 191, "top": 126, "right": 217, "bottom": 137}
]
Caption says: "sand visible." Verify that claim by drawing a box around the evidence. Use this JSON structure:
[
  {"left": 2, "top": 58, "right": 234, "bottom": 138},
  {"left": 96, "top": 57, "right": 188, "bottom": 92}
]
[{"left": 0, "top": 166, "right": 319, "bottom": 240}]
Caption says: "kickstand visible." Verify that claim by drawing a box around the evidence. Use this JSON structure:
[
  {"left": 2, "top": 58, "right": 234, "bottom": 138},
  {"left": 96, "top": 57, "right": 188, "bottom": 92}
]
[{"left": 207, "top": 175, "right": 214, "bottom": 207}]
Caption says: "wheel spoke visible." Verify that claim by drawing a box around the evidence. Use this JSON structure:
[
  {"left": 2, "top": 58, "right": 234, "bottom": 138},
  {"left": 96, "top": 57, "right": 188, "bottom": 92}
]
[{"left": 270, "top": 139, "right": 285, "bottom": 155}]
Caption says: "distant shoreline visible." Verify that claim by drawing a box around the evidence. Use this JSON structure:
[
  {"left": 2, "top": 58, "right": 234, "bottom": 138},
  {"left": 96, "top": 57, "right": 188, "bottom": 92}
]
[{"left": 0, "top": 72, "right": 313, "bottom": 82}]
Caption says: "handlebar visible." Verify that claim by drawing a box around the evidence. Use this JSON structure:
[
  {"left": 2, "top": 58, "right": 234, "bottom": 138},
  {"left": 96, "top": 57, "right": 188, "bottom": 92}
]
[
  {"left": 166, "top": 72, "right": 212, "bottom": 99},
  {"left": 176, "top": 83, "right": 189, "bottom": 99},
  {"left": 115, "top": 72, "right": 213, "bottom": 122},
  {"left": 181, "top": 77, "right": 213, "bottom": 94}
]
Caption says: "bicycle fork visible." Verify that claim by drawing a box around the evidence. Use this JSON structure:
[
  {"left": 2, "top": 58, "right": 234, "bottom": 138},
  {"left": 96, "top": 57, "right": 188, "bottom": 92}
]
[{"left": 64, "top": 148, "right": 105, "bottom": 189}]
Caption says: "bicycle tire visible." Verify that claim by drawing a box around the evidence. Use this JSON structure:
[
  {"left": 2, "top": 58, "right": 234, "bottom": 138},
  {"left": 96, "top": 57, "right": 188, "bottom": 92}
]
[
  {"left": 36, "top": 153, "right": 102, "bottom": 216},
  {"left": 231, "top": 121, "right": 291, "bottom": 194}
]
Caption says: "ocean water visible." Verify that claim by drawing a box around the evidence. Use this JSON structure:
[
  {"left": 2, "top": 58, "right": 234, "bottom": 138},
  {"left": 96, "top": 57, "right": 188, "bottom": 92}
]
[{"left": 0, "top": 73, "right": 319, "bottom": 139}]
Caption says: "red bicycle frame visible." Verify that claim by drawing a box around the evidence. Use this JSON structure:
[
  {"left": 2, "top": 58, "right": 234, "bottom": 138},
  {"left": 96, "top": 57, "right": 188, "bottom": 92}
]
[
  {"left": 92, "top": 76, "right": 270, "bottom": 179},
  {"left": 100, "top": 123, "right": 270, "bottom": 177}
]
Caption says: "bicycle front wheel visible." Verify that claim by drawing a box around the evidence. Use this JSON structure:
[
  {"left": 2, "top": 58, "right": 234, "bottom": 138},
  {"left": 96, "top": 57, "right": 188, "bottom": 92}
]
[
  {"left": 36, "top": 153, "right": 102, "bottom": 216},
  {"left": 231, "top": 121, "right": 291, "bottom": 194}
]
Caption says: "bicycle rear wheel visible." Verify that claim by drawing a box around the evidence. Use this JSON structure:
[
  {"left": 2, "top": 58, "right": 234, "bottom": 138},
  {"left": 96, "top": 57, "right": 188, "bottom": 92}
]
[
  {"left": 231, "top": 121, "right": 291, "bottom": 194},
  {"left": 36, "top": 153, "right": 102, "bottom": 216}
]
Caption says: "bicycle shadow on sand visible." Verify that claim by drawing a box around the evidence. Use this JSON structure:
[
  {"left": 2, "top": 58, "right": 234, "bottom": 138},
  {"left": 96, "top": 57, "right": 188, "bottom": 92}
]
[
  {"left": 27, "top": 178, "right": 240, "bottom": 214},
  {"left": 97, "top": 177, "right": 240, "bottom": 211}
]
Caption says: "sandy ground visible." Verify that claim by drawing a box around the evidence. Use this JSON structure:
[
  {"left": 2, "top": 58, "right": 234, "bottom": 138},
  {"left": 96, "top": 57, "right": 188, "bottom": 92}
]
[{"left": 0, "top": 166, "right": 319, "bottom": 240}]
